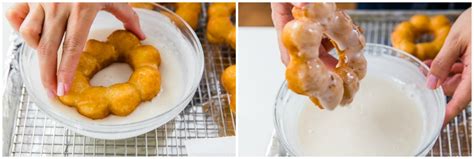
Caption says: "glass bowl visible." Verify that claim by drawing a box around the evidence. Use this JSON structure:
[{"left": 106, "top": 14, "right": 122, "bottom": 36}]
[
  {"left": 19, "top": 4, "right": 204, "bottom": 139},
  {"left": 274, "top": 43, "right": 446, "bottom": 156}
]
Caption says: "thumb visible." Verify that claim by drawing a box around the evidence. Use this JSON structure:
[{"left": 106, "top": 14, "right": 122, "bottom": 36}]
[
  {"left": 5, "top": 3, "right": 30, "bottom": 32},
  {"left": 271, "top": 3, "right": 294, "bottom": 66},
  {"left": 104, "top": 3, "right": 146, "bottom": 40},
  {"left": 291, "top": 3, "right": 309, "bottom": 8},
  {"left": 426, "top": 33, "right": 463, "bottom": 89}
]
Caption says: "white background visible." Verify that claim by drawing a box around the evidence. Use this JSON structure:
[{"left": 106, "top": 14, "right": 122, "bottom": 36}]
[{"left": 237, "top": 27, "right": 285, "bottom": 156}]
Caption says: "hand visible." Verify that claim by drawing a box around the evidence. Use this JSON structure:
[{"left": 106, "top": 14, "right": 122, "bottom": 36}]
[
  {"left": 6, "top": 3, "right": 146, "bottom": 97},
  {"left": 426, "top": 8, "right": 471, "bottom": 125},
  {"left": 271, "top": 3, "right": 337, "bottom": 68}
]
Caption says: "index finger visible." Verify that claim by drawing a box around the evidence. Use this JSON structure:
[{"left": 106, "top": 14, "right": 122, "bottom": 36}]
[{"left": 58, "top": 4, "right": 99, "bottom": 95}]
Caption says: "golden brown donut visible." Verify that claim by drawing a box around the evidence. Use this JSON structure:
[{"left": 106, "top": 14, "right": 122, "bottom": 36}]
[
  {"left": 221, "top": 65, "right": 236, "bottom": 113},
  {"left": 391, "top": 14, "right": 451, "bottom": 60},
  {"left": 207, "top": 3, "right": 236, "bottom": 49},
  {"left": 410, "top": 14, "right": 431, "bottom": 33},
  {"left": 58, "top": 72, "right": 89, "bottom": 106},
  {"left": 129, "top": 3, "right": 155, "bottom": 10},
  {"left": 129, "top": 66, "right": 161, "bottom": 101},
  {"left": 175, "top": 3, "right": 202, "bottom": 30},
  {"left": 128, "top": 45, "right": 161, "bottom": 69},
  {"left": 107, "top": 30, "right": 141, "bottom": 60},
  {"left": 107, "top": 83, "right": 141, "bottom": 116},
  {"left": 76, "top": 87, "right": 110, "bottom": 119},
  {"left": 130, "top": 3, "right": 202, "bottom": 30},
  {"left": 59, "top": 30, "right": 162, "bottom": 119}
]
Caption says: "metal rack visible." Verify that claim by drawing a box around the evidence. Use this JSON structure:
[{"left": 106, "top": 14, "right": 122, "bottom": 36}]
[
  {"left": 349, "top": 10, "right": 471, "bottom": 156},
  {"left": 7, "top": 3, "right": 235, "bottom": 156}
]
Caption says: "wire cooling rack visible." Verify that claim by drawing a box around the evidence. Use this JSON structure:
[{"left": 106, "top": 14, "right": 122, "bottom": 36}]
[
  {"left": 6, "top": 3, "right": 235, "bottom": 156},
  {"left": 349, "top": 10, "right": 471, "bottom": 157}
]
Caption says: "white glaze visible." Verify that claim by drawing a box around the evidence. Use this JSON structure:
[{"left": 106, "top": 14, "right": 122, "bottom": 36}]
[{"left": 297, "top": 74, "right": 424, "bottom": 156}]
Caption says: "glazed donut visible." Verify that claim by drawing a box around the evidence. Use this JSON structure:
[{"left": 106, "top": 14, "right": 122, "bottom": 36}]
[
  {"left": 281, "top": 3, "right": 367, "bottom": 110},
  {"left": 207, "top": 3, "right": 236, "bottom": 49},
  {"left": 130, "top": 3, "right": 202, "bottom": 30},
  {"left": 59, "top": 30, "right": 161, "bottom": 119},
  {"left": 221, "top": 65, "right": 236, "bottom": 113},
  {"left": 391, "top": 14, "right": 451, "bottom": 60}
]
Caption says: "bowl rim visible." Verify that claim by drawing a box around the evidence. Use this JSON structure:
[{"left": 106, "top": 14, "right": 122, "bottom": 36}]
[
  {"left": 273, "top": 43, "right": 446, "bottom": 156},
  {"left": 19, "top": 4, "right": 205, "bottom": 135}
]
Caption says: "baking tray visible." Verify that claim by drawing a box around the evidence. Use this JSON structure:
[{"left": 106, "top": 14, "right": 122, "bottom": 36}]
[{"left": 4, "top": 3, "right": 235, "bottom": 156}]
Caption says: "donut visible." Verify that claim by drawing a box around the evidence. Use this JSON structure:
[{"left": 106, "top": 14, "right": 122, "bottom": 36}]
[
  {"left": 174, "top": 3, "right": 202, "bottom": 30},
  {"left": 130, "top": 3, "right": 202, "bottom": 30},
  {"left": 207, "top": 3, "right": 236, "bottom": 49},
  {"left": 59, "top": 30, "right": 161, "bottom": 119},
  {"left": 129, "top": 3, "right": 155, "bottom": 10},
  {"left": 391, "top": 14, "right": 451, "bottom": 60},
  {"left": 221, "top": 65, "right": 236, "bottom": 113},
  {"left": 281, "top": 3, "right": 367, "bottom": 110}
]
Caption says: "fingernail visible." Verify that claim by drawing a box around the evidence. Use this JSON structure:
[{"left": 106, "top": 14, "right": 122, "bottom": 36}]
[
  {"left": 47, "top": 90, "right": 55, "bottom": 99},
  {"left": 57, "top": 82, "right": 65, "bottom": 96},
  {"left": 427, "top": 74, "right": 439, "bottom": 89},
  {"left": 63, "top": 82, "right": 70, "bottom": 94}
]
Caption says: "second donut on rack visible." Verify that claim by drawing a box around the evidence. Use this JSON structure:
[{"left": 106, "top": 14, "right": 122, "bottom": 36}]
[
  {"left": 130, "top": 3, "right": 202, "bottom": 30},
  {"left": 207, "top": 3, "right": 236, "bottom": 49},
  {"left": 391, "top": 14, "right": 451, "bottom": 60},
  {"left": 221, "top": 65, "right": 236, "bottom": 113}
]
